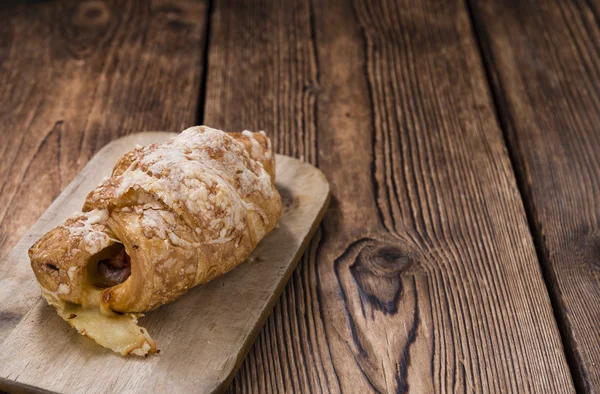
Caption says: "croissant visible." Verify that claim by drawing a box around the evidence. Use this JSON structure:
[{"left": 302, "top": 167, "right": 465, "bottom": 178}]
[{"left": 28, "top": 126, "right": 282, "bottom": 356}]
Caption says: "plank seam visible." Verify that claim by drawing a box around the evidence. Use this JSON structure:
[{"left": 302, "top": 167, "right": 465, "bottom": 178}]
[
  {"left": 196, "top": 0, "right": 214, "bottom": 125},
  {"left": 463, "top": 0, "right": 585, "bottom": 392}
]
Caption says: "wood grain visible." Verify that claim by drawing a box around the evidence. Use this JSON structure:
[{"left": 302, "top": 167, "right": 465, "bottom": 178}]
[
  {"left": 0, "top": 0, "right": 208, "bottom": 264},
  {"left": 0, "top": 132, "right": 330, "bottom": 394},
  {"left": 468, "top": 0, "right": 600, "bottom": 391},
  {"left": 203, "top": 0, "right": 577, "bottom": 392}
]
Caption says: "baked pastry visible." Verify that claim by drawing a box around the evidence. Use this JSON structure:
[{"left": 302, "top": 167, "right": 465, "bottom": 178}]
[{"left": 29, "top": 126, "right": 282, "bottom": 356}]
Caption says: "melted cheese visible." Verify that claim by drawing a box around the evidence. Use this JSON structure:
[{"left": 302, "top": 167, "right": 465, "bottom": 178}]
[{"left": 41, "top": 288, "right": 156, "bottom": 356}]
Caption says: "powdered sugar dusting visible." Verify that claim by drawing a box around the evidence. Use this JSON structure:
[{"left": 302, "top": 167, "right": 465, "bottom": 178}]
[
  {"left": 242, "top": 130, "right": 268, "bottom": 162},
  {"left": 65, "top": 209, "right": 112, "bottom": 254},
  {"left": 68, "top": 266, "right": 77, "bottom": 281},
  {"left": 90, "top": 126, "right": 276, "bottom": 246},
  {"left": 58, "top": 283, "right": 70, "bottom": 294}
]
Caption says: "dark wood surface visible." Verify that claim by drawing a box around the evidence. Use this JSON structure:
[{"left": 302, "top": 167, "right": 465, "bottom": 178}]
[
  {"left": 0, "top": 0, "right": 208, "bottom": 261},
  {"left": 0, "top": 0, "right": 597, "bottom": 392},
  {"left": 469, "top": 0, "right": 600, "bottom": 391},
  {"left": 205, "top": 0, "right": 573, "bottom": 392}
]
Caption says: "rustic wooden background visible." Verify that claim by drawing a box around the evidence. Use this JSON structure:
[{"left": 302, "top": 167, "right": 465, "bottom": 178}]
[{"left": 1, "top": 0, "right": 599, "bottom": 393}]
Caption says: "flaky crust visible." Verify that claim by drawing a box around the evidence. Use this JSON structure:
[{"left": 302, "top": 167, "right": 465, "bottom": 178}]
[{"left": 30, "top": 126, "right": 281, "bottom": 314}]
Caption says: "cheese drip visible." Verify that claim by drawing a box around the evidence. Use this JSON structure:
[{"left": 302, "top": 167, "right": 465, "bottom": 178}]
[{"left": 41, "top": 288, "right": 156, "bottom": 356}]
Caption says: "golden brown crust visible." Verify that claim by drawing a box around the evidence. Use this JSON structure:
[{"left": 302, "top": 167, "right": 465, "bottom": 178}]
[
  {"left": 29, "top": 210, "right": 117, "bottom": 304},
  {"left": 230, "top": 131, "right": 276, "bottom": 183},
  {"left": 29, "top": 126, "right": 282, "bottom": 343}
]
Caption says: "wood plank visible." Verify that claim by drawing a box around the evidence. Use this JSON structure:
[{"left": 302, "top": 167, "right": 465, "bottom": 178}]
[
  {"left": 203, "top": 0, "right": 577, "bottom": 392},
  {"left": 468, "top": 0, "right": 600, "bottom": 391},
  {"left": 0, "top": 132, "right": 330, "bottom": 394},
  {"left": 0, "top": 0, "right": 208, "bottom": 356},
  {"left": 0, "top": 0, "right": 208, "bottom": 263}
]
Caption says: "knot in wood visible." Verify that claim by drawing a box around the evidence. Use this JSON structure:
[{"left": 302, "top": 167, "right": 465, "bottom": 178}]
[
  {"left": 349, "top": 242, "right": 413, "bottom": 315},
  {"left": 155, "top": 5, "right": 191, "bottom": 31},
  {"left": 370, "top": 245, "right": 412, "bottom": 274},
  {"left": 574, "top": 230, "right": 600, "bottom": 271},
  {"left": 74, "top": 1, "right": 110, "bottom": 27}
]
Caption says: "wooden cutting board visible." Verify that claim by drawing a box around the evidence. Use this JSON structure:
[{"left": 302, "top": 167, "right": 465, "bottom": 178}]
[{"left": 0, "top": 132, "right": 330, "bottom": 394}]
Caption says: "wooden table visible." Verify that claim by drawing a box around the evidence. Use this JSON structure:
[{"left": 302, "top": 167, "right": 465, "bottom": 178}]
[{"left": 1, "top": 0, "right": 598, "bottom": 392}]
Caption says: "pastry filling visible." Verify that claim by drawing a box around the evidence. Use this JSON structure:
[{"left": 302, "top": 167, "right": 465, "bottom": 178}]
[
  {"left": 40, "top": 241, "right": 156, "bottom": 356},
  {"left": 40, "top": 287, "right": 155, "bottom": 356},
  {"left": 88, "top": 243, "right": 131, "bottom": 288}
]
